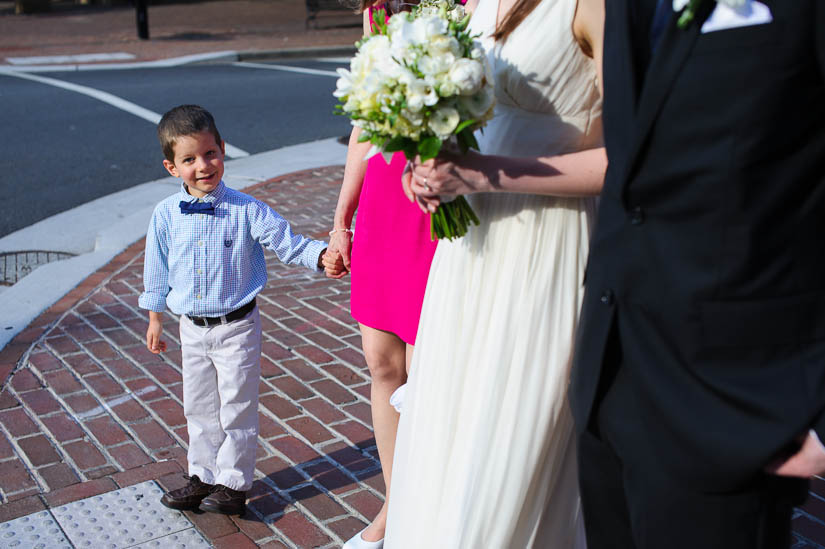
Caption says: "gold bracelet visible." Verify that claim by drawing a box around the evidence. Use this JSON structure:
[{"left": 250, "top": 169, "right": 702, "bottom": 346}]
[{"left": 329, "top": 228, "right": 353, "bottom": 236}]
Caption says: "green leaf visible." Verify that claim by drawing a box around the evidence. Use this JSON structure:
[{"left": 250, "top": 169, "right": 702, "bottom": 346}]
[
  {"left": 403, "top": 141, "right": 418, "bottom": 161},
  {"left": 384, "top": 135, "right": 410, "bottom": 152},
  {"left": 417, "top": 136, "right": 442, "bottom": 161},
  {"left": 454, "top": 119, "right": 477, "bottom": 135},
  {"left": 458, "top": 128, "right": 480, "bottom": 152}
]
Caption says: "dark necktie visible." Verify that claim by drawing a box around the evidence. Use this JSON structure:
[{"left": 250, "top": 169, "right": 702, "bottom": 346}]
[
  {"left": 179, "top": 201, "right": 216, "bottom": 215},
  {"left": 649, "top": 0, "right": 671, "bottom": 53}
]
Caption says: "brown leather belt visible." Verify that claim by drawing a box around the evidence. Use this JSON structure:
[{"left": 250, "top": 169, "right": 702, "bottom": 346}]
[{"left": 186, "top": 298, "right": 256, "bottom": 327}]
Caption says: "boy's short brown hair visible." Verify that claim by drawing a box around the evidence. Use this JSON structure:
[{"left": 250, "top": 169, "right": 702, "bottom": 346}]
[{"left": 157, "top": 105, "right": 223, "bottom": 162}]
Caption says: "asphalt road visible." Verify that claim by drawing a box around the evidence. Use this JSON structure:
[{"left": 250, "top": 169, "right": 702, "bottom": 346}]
[{"left": 0, "top": 58, "right": 351, "bottom": 238}]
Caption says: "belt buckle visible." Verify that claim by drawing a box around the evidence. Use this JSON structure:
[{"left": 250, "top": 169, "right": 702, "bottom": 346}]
[{"left": 189, "top": 315, "right": 206, "bottom": 327}]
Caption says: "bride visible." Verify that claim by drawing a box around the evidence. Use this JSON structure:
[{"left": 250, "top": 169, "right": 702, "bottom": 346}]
[{"left": 383, "top": 0, "right": 606, "bottom": 546}]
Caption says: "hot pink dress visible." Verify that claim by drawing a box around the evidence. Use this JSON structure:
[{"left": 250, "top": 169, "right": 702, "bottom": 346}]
[{"left": 350, "top": 151, "right": 437, "bottom": 344}]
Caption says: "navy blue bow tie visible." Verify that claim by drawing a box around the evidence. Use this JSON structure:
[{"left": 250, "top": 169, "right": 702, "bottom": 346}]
[{"left": 179, "top": 200, "right": 216, "bottom": 215}]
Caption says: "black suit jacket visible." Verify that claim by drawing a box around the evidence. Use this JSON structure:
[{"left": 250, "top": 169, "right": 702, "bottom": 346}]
[{"left": 571, "top": 0, "right": 825, "bottom": 488}]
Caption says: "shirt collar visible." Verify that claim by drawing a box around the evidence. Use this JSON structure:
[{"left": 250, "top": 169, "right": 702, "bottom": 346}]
[{"left": 179, "top": 180, "right": 227, "bottom": 204}]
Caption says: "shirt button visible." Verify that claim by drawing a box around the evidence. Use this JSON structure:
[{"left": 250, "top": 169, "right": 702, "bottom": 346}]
[
  {"left": 197, "top": 294, "right": 202, "bottom": 299},
  {"left": 197, "top": 269, "right": 202, "bottom": 274},
  {"left": 629, "top": 206, "right": 645, "bottom": 226},
  {"left": 600, "top": 290, "right": 614, "bottom": 306}
]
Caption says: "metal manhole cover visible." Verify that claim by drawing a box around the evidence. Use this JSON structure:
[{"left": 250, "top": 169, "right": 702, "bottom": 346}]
[{"left": 0, "top": 250, "right": 76, "bottom": 286}]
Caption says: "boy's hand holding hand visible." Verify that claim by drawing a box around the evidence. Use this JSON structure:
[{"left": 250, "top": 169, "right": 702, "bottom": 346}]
[
  {"left": 146, "top": 311, "right": 167, "bottom": 354},
  {"left": 322, "top": 247, "right": 348, "bottom": 279}
]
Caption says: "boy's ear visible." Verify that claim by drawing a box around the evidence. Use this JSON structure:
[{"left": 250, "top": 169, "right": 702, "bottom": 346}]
[
  {"left": 163, "top": 159, "right": 179, "bottom": 178},
  {"left": 220, "top": 140, "right": 226, "bottom": 155}
]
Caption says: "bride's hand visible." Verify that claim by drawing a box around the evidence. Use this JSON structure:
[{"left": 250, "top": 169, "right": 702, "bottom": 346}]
[{"left": 402, "top": 151, "right": 490, "bottom": 213}]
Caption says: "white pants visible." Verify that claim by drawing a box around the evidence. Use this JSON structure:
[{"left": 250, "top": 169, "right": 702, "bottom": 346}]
[{"left": 179, "top": 306, "right": 261, "bottom": 491}]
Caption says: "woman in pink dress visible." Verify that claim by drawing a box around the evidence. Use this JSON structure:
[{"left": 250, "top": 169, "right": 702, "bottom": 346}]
[{"left": 325, "top": 2, "right": 437, "bottom": 547}]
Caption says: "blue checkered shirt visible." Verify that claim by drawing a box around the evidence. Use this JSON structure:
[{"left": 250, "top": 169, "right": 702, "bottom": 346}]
[{"left": 139, "top": 181, "right": 326, "bottom": 316}]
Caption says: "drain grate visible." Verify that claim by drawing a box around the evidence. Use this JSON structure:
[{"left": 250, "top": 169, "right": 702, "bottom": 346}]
[{"left": 0, "top": 250, "right": 76, "bottom": 286}]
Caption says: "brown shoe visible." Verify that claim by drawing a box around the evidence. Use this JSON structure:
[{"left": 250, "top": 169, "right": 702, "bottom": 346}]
[
  {"left": 160, "top": 474, "right": 214, "bottom": 510},
  {"left": 199, "top": 484, "right": 246, "bottom": 515}
]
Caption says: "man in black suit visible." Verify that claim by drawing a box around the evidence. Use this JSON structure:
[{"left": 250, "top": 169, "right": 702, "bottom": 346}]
[{"left": 571, "top": 0, "right": 825, "bottom": 547}]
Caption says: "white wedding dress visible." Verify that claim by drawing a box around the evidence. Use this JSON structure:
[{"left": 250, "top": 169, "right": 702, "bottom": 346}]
[{"left": 383, "top": 0, "right": 602, "bottom": 546}]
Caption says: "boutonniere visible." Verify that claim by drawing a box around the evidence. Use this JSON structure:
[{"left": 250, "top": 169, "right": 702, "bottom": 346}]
[{"left": 673, "top": 0, "right": 746, "bottom": 29}]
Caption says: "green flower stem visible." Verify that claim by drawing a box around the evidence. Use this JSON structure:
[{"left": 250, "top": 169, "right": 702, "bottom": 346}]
[{"left": 430, "top": 196, "right": 479, "bottom": 240}]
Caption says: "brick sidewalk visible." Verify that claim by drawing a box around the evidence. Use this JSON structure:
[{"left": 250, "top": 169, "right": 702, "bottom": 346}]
[
  {"left": 0, "top": 166, "right": 385, "bottom": 548},
  {"left": 1, "top": 166, "right": 825, "bottom": 547}
]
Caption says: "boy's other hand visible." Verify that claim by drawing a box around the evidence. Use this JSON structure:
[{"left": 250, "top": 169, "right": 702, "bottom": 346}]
[{"left": 146, "top": 313, "right": 167, "bottom": 354}]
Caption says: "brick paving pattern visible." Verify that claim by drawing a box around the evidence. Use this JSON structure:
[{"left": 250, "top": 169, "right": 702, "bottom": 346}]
[
  {"left": 0, "top": 162, "right": 821, "bottom": 547},
  {"left": 0, "top": 166, "right": 388, "bottom": 547}
]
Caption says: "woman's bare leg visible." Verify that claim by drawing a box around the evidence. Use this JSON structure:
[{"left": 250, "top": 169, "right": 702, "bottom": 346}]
[{"left": 358, "top": 324, "right": 408, "bottom": 542}]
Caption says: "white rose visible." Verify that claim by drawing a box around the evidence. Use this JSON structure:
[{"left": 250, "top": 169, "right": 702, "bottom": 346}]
[
  {"left": 459, "top": 86, "right": 495, "bottom": 119},
  {"left": 449, "top": 4, "right": 466, "bottom": 21},
  {"left": 428, "top": 106, "right": 460, "bottom": 138},
  {"left": 439, "top": 80, "right": 459, "bottom": 97},
  {"left": 419, "top": 51, "right": 456, "bottom": 77},
  {"left": 413, "top": 15, "right": 448, "bottom": 42},
  {"left": 448, "top": 58, "right": 484, "bottom": 95},
  {"left": 430, "top": 35, "right": 461, "bottom": 57}
]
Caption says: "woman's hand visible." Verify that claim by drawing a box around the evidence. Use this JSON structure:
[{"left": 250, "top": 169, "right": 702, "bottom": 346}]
[
  {"left": 402, "top": 151, "right": 491, "bottom": 213},
  {"left": 326, "top": 229, "right": 354, "bottom": 278}
]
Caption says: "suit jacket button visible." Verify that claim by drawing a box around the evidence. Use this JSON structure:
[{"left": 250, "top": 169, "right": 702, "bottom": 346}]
[
  {"left": 600, "top": 290, "right": 614, "bottom": 306},
  {"left": 630, "top": 206, "right": 645, "bottom": 225}
]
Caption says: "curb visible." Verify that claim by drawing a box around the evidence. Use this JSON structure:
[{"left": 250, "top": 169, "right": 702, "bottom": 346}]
[
  {"left": 236, "top": 45, "right": 357, "bottom": 62},
  {"left": 0, "top": 46, "right": 357, "bottom": 73}
]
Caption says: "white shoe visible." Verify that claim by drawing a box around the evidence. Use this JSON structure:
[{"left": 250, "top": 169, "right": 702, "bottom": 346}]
[
  {"left": 342, "top": 528, "right": 384, "bottom": 549},
  {"left": 389, "top": 383, "right": 406, "bottom": 413}
]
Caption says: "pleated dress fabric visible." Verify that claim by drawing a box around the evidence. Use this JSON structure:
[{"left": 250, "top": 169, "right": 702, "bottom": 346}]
[{"left": 384, "top": 0, "right": 602, "bottom": 545}]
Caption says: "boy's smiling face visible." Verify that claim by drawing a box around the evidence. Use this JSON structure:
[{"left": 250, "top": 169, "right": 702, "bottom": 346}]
[{"left": 163, "top": 130, "right": 225, "bottom": 198}]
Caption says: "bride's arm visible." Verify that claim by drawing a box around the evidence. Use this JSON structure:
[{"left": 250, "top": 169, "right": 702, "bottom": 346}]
[
  {"left": 402, "top": 0, "right": 607, "bottom": 210},
  {"left": 404, "top": 148, "right": 606, "bottom": 211},
  {"left": 573, "top": 0, "right": 604, "bottom": 97}
]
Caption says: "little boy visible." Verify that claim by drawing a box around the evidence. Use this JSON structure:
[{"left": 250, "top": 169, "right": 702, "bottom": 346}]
[{"left": 139, "top": 104, "right": 335, "bottom": 515}]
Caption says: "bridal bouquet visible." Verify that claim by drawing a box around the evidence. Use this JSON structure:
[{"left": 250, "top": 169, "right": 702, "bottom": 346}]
[{"left": 333, "top": 0, "right": 495, "bottom": 240}]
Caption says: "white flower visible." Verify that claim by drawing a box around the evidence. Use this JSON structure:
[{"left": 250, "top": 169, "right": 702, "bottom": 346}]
[
  {"left": 429, "top": 106, "right": 460, "bottom": 138},
  {"left": 415, "top": 15, "right": 449, "bottom": 41},
  {"left": 406, "top": 79, "right": 439, "bottom": 111},
  {"left": 459, "top": 86, "right": 495, "bottom": 119},
  {"left": 430, "top": 35, "right": 461, "bottom": 57},
  {"left": 420, "top": 52, "right": 456, "bottom": 77},
  {"left": 333, "top": 67, "right": 353, "bottom": 98},
  {"left": 448, "top": 58, "right": 484, "bottom": 95},
  {"left": 401, "top": 108, "right": 425, "bottom": 127},
  {"left": 673, "top": 0, "right": 746, "bottom": 11}
]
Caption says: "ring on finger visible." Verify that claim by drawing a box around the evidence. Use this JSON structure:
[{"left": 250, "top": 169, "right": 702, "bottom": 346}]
[{"left": 423, "top": 176, "right": 432, "bottom": 192}]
